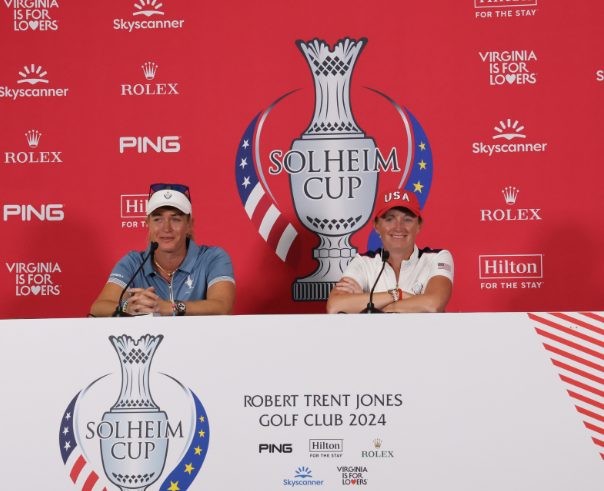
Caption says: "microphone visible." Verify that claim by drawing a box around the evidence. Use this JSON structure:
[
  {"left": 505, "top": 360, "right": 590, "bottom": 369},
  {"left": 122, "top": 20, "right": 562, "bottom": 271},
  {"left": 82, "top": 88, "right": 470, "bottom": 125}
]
[
  {"left": 112, "top": 242, "right": 159, "bottom": 317},
  {"left": 361, "top": 250, "right": 390, "bottom": 314}
]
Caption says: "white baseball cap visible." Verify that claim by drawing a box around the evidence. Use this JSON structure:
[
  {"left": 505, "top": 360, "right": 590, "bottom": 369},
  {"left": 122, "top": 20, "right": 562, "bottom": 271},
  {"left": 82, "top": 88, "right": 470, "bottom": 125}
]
[{"left": 147, "top": 189, "right": 192, "bottom": 215}]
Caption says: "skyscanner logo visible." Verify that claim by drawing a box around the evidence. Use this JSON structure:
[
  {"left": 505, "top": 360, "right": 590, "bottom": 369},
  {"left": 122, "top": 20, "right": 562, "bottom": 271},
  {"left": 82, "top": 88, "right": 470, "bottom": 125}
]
[{"left": 119, "top": 136, "right": 180, "bottom": 153}]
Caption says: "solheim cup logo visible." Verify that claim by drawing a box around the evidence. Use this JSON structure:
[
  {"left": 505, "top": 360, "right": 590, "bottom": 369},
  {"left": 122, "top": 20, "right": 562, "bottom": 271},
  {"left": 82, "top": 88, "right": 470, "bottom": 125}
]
[
  {"left": 235, "top": 37, "right": 434, "bottom": 301},
  {"left": 59, "top": 334, "right": 209, "bottom": 491},
  {"left": 289, "top": 38, "right": 377, "bottom": 301}
]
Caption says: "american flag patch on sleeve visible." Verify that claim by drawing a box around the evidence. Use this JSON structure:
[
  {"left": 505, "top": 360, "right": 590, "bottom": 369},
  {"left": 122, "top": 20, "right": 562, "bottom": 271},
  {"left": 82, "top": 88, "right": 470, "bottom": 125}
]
[{"left": 438, "top": 263, "right": 452, "bottom": 272}]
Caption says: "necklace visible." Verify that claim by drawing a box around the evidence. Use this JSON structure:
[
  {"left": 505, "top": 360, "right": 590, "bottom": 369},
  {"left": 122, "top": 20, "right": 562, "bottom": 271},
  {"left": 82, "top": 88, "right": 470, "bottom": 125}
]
[{"left": 154, "top": 259, "right": 176, "bottom": 277}]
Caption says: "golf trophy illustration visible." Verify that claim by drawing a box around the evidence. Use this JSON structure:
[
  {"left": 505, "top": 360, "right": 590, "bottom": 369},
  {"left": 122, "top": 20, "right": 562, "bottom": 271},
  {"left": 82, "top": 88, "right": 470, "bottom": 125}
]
[
  {"left": 290, "top": 37, "right": 378, "bottom": 301},
  {"left": 100, "top": 334, "right": 168, "bottom": 491}
]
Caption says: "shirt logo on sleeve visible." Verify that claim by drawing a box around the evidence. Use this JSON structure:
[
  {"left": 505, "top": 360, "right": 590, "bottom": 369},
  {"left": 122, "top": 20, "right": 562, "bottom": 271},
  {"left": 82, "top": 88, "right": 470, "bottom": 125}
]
[{"left": 438, "top": 263, "right": 452, "bottom": 272}]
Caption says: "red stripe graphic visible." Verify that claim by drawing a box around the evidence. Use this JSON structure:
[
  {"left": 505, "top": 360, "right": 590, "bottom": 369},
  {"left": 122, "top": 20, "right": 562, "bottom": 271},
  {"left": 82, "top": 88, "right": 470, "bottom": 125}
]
[
  {"left": 82, "top": 471, "right": 99, "bottom": 491},
  {"left": 577, "top": 405, "right": 604, "bottom": 424},
  {"left": 266, "top": 214, "right": 288, "bottom": 252},
  {"left": 536, "top": 328, "right": 604, "bottom": 362},
  {"left": 532, "top": 312, "right": 604, "bottom": 463},
  {"left": 284, "top": 235, "right": 301, "bottom": 270},
  {"left": 564, "top": 376, "right": 604, "bottom": 399},
  {"left": 545, "top": 344, "right": 604, "bottom": 374},
  {"left": 550, "top": 312, "right": 604, "bottom": 337},
  {"left": 530, "top": 313, "right": 604, "bottom": 350},
  {"left": 552, "top": 359, "right": 604, "bottom": 385},
  {"left": 584, "top": 421, "right": 604, "bottom": 435},
  {"left": 582, "top": 313, "right": 604, "bottom": 323},
  {"left": 569, "top": 390, "right": 604, "bottom": 411},
  {"left": 593, "top": 437, "right": 604, "bottom": 448},
  {"left": 70, "top": 455, "right": 86, "bottom": 483},
  {"left": 250, "top": 194, "right": 272, "bottom": 230}
]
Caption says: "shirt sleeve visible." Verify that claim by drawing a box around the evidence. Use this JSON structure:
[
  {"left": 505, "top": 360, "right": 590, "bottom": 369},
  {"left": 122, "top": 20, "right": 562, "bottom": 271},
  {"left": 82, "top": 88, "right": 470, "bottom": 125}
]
[
  {"left": 341, "top": 255, "right": 371, "bottom": 293},
  {"left": 206, "top": 247, "right": 236, "bottom": 288},
  {"left": 107, "top": 253, "right": 138, "bottom": 289},
  {"left": 427, "top": 250, "right": 454, "bottom": 284}
]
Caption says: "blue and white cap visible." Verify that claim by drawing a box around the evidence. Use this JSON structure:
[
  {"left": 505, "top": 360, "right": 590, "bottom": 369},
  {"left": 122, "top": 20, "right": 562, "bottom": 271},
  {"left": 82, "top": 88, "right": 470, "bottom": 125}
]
[{"left": 147, "top": 189, "right": 192, "bottom": 215}]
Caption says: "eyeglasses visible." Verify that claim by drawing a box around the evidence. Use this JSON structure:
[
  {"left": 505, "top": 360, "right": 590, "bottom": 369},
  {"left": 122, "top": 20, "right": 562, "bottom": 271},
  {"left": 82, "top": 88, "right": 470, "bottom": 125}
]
[{"left": 149, "top": 183, "right": 191, "bottom": 202}]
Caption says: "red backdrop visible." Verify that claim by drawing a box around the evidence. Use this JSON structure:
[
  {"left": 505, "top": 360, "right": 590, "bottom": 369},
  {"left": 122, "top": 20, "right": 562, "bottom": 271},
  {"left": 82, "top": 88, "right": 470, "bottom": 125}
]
[{"left": 2, "top": 0, "right": 603, "bottom": 318}]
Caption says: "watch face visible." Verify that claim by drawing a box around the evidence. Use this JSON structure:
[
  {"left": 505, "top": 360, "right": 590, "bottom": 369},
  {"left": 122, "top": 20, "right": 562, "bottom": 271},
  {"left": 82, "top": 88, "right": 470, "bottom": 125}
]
[{"left": 177, "top": 301, "right": 186, "bottom": 314}]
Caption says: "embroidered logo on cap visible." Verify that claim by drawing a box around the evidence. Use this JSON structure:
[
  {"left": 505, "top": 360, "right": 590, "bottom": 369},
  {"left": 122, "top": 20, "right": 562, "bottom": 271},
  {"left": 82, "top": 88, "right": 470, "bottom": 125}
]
[
  {"left": 164, "top": 191, "right": 172, "bottom": 199},
  {"left": 384, "top": 191, "right": 410, "bottom": 203}
]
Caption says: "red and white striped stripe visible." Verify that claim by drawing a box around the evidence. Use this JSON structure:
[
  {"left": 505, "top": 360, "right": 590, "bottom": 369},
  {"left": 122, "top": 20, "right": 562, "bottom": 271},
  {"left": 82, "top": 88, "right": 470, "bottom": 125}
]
[
  {"left": 531, "top": 312, "right": 604, "bottom": 459},
  {"left": 65, "top": 449, "right": 108, "bottom": 491},
  {"left": 244, "top": 183, "right": 299, "bottom": 267}
]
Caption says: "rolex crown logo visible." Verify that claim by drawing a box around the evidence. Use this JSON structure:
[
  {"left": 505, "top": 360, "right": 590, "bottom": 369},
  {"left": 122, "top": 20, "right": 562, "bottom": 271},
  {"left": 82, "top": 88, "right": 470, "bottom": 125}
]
[
  {"left": 25, "top": 130, "right": 41, "bottom": 148},
  {"left": 142, "top": 62, "right": 158, "bottom": 80},
  {"left": 374, "top": 439, "right": 382, "bottom": 448},
  {"left": 502, "top": 186, "right": 519, "bottom": 205}
]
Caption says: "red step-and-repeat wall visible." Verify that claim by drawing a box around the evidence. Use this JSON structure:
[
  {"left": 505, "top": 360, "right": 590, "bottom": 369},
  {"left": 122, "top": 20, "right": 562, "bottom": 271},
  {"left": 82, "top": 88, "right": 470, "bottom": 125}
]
[{"left": 2, "top": 0, "right": 603, "bottom": 318}]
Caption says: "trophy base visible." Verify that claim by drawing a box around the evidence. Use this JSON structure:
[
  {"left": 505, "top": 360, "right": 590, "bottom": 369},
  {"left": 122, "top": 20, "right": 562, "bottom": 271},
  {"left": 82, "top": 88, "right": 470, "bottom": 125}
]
[{"left": 292, "top": 280, "right": 337, "bottom": 302}]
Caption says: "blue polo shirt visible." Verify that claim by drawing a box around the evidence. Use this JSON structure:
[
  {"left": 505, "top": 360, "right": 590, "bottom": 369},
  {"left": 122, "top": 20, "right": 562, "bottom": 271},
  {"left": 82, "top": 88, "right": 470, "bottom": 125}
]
[{"left": 107, "top": 241, "right": 235, "bottom": 301}]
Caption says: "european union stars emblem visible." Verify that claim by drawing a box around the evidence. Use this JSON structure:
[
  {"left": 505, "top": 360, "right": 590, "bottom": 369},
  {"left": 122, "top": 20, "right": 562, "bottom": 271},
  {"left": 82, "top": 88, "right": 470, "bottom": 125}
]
[{"left": 160, "top": 390, "right": 210, "bottom": 491}]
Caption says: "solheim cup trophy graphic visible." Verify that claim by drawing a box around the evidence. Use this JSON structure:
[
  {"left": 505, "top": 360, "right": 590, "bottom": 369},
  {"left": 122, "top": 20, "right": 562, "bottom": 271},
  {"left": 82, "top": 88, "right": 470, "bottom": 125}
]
[
  {"left": 291, "top": 38, "right": 378, "bottom": 301},
  {"left": 101, "top": 334, "right": 168, "bottom": 491}
]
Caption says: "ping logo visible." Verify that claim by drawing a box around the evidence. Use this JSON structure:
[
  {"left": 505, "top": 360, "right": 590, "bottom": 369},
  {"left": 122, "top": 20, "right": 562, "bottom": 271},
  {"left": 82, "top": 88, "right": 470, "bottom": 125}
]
[
  {"left": 259, "top": 443, "right": 293, "bottom": 453},
  {"left": 119, "top": 136, "right": 180, "bottom": 153},
  {"left": 4, "top": 204, "right": 64, "bottom": 221}
]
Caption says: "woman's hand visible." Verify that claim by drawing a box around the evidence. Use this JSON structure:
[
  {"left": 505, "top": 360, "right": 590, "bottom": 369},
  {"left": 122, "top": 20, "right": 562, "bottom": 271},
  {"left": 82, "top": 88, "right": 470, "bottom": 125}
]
[
  {"left": 334, "top": 277, "right": 363, "bottom": 295},
  {"left": 127, "top": 287, "right": 171, "bottom": 315}
]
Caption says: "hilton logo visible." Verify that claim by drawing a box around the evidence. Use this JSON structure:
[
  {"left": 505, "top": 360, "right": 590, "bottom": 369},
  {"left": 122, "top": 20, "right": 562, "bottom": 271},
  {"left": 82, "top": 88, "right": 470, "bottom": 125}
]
[
  {"left": 475, "top": 0, "right": 539, "bottom": 18},
  {"left": 479, "top": 254, "right": 543, "bottom": 279},
  {"left": 121, "top": 194, "right": 149, "bottom": 228},
  {"left": 310, "top": 439, "right": 343, "bottom": 452}
]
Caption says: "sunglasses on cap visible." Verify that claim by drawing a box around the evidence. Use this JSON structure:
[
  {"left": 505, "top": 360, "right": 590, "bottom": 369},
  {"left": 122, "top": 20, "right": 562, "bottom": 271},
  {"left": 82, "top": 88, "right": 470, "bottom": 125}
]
[{"left": 149, "top": 183, "right": 191, "bottom": 203}]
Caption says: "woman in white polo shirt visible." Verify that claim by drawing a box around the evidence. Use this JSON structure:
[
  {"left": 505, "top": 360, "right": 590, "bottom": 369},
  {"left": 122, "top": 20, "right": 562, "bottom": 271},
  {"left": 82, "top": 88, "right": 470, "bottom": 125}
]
[{"left": 326, "top": 189, "right": 453, "bottom": 314}]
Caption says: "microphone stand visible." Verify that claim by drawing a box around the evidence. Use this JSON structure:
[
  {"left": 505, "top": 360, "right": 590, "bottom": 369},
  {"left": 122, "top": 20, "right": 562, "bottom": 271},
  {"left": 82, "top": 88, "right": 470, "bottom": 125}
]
[
  {"left": 361, "top": 250, "right": 390, "bottom": 314},
  {"left": 112, "top": 242, "right": 159, "bottom": 317}
]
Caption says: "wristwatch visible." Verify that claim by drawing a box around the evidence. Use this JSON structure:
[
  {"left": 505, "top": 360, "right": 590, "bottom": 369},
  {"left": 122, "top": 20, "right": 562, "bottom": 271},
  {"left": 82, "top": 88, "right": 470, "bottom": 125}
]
[
  {"left": 175, "top": 300, "right": 186, "bottom": 316},
  {"left": 387, "top": 288, "right": 400, "bottom": 302}
]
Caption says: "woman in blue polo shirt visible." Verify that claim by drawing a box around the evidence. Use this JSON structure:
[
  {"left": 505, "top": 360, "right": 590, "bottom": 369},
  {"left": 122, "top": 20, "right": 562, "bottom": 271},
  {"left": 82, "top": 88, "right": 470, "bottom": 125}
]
[{"left": 90, "top": 183, "right": 235, "bottom": 316}]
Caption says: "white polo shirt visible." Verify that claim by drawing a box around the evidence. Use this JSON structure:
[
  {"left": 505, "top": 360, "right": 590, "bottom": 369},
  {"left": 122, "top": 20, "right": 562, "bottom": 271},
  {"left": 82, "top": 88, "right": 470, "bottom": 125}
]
[{"left": 342, "top": 245, "right": 454, "bottom": 295}]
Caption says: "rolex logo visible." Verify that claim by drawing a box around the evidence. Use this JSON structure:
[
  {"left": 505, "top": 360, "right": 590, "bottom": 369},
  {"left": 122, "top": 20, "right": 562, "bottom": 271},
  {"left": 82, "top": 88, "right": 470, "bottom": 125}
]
[
  {"left": 142, "top": 62, "right": 158, "bottom": 80},
  {"left": 133, "top": 0, "right": 164, "bottom": 16},
  {"left": 373, "top": 439, "right": 382, "bottom": 449},
  {"left": 25, "top": 130, "right": 41, "bottom": 148},
  {"left": 493, "top": 119, "right": 525, "bottom": 140},
  {"left": 18, "top": 64, "right": 48, "bottom": 85},
  {"left": 502, "top": 186, "right": 519, "bottom": 205}
]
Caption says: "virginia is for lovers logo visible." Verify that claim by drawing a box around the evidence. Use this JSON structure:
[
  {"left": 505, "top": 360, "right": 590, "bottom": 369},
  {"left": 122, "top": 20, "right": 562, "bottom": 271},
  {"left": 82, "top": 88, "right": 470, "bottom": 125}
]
[
  {"left": 58, "top": 335, "right": 209, "bottom": 491},
  {"left": 235, "top": 37, "right": 434, "bottom": 301}
]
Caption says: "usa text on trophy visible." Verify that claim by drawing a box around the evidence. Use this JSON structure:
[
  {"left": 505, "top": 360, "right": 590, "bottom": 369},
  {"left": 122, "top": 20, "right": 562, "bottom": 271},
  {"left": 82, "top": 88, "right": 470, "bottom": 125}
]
[
  {"left": 291, "top": 37, "right": 378, "bottom": 301},
  {"left": 101, "top": 335, "right": 168, "bottom": 491}
]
